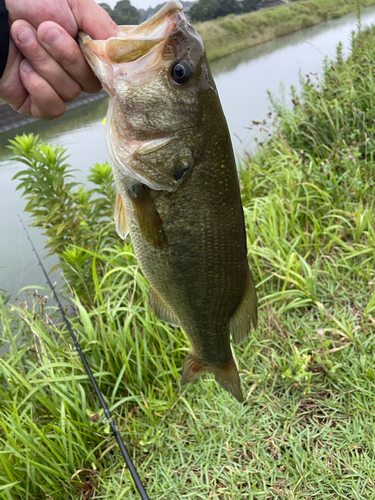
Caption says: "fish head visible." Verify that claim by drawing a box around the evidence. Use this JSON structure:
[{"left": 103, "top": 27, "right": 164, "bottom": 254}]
[{"left": 79, "top": 1, "right": 219, "bottom": 191}]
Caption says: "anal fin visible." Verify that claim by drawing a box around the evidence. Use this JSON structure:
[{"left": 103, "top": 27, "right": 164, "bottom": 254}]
[
  {"left": 149, "top": 287, "right": 180, "bottom": 327},
  {"left": 181, "top": 352, "right": 243, "bottom": 402},
  {"left": 114, "top": 191, "right": 128, "bottom": 240},
  {"left": 230, "top": 273, "right": 258, "bottom": 345}
]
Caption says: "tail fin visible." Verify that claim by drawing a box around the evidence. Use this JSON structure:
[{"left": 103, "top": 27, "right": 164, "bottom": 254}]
[{"left": 181, "top": 352, "right": 243, "bottom": 402}]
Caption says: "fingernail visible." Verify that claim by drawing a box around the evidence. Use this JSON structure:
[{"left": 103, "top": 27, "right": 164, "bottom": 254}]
[
  {"left": 43, "top": 27, "right": 62, "bottom": 45},
  {"left": 17, "top": 26, "right": 35, "bottom": 45},
  {"left": 21, "top": 60, "right": 33, "bottom": 73}
]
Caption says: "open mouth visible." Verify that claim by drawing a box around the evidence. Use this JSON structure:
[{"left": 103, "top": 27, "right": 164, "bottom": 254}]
[
  {"left": 78, "top": 1, "right": 184, "bottom": 65},
  {"left": 78, "top": 1, "right": 193, "bottom": 191}
]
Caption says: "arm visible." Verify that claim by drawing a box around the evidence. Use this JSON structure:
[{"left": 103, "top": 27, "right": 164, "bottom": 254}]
[{"left": 0, "top": 0, "right": 120, "bottom": 119}]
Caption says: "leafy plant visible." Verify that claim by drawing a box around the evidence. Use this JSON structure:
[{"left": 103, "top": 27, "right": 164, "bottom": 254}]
[{"left": 10, "top": 134, "right": 118, "bottom": 303}]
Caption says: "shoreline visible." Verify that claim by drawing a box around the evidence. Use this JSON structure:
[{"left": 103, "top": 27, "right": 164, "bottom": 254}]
[
  {"left": 198, "top": 0, "right": 375, "bottom": 61},
  {"left": 0, "top": 91, "right": 107, "bottom": 135}
]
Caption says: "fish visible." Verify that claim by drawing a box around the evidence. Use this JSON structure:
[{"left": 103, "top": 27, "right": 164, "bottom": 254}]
[{"left": 78, "top": 0, "right": 258, "bottom": 402}]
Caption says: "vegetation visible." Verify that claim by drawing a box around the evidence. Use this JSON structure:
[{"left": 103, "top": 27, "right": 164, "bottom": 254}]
[
  {"left": 99, "top": 0, "right": 139, "bottom": 25},
  {"left": 197, "top": 0, "right": 375, "bottom": 60},
  {"left": 2, "top": 22, "right": 375, "bottom": 500},
  {"left": 190, "top": 0, "right": 242, "bottom": 23},
  {"left": 189, "top": 0, "right": 308, "bottom": 23},
  {"left": 10, "top": 135, "right": 118, "bottom": 302},
  {"left": 242, "top": 0, "right": 260, "bottom": 15},
  {"left": 189, "top": 0, "right": 283, "bottom": 23},
  {"left": 139, "top": 1, "right": 196, "bottom": 23}
]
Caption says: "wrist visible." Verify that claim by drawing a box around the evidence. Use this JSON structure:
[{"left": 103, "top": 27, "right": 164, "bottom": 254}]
[{"left": 0, "top": 0, "right": 9, "bottom": 78}]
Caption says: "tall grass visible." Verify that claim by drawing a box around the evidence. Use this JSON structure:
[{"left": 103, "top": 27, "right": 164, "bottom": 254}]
[
  {"left": 1, "top": 24, "right": 375, "bottom": 500},
  {"left": 0, "top": 258, "right": 188, "bottom": 499},
  {"left": 197, "top": 0, "right": 375, "bottom": 61}
]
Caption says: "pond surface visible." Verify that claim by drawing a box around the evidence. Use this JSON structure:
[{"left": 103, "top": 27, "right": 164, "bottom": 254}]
[{"left": 1, "top": 6, "right": 375, "bottom": 301}]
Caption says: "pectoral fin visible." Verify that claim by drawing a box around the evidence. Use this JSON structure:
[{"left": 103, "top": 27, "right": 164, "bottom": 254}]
[
  {"left": 229, "top": 274, "right": 258, "bottom": 345},
  {"left": 127, "top": 182, "right": 167, "bottom": 247},
  {"left": 181, "top": 352, "right": 243, "bottom": 402},
  {"left": 149, "top": 287, "right": 180, "bottom": 326},
  {"left": 114, "top": 191, "right": 128, "bottom": 240}
]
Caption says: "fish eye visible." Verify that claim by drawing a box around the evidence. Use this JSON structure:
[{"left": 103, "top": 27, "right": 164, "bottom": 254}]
[{"left": 171, "top": 60, "right": 192, "bottom": 84}]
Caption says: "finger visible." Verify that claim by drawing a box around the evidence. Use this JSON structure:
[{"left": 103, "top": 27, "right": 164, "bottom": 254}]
[
  {"left": 18, "top": 59, "right": 66, "bottom": 119},
  {"left": 0, "top": 38, "right": 28, "bottom": 111},
  {"left": 7, "top": 0, "right": 78, "bottom": 36},
  {"left": 37, "top": 21, "right": 101, "bottom": 94},
  {"left": 11, "top": 19, "right": 82, "bottom": 102}
]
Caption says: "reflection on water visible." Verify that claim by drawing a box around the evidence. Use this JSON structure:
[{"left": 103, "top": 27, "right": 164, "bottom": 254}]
[
  {"left": 1, "top": 4, "right": 375, "bottom": 301},
  {"left": 0, "top": 97, "right": 109, "bottom": 162}
]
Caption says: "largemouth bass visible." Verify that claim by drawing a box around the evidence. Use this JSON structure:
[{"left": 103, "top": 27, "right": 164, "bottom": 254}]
[{"left": 79, "top": 1, "right": 257, "bottom": 402}]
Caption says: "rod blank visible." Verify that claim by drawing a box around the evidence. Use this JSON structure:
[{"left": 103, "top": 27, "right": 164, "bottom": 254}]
[{"left": 19, "top": 216, "right": 150, "bottom": 500}]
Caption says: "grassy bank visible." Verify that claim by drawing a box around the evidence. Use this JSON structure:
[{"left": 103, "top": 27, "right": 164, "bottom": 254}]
[
  {"left": 198, "top": 0, "right": 374, "bottom": 60},
  {"left": 2, "top": 25, "right": 375, "bottom": 500}
]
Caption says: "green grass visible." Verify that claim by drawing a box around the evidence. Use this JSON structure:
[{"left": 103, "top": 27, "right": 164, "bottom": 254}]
[
  {"left": 197, "top": 0, "right": 375, "bottom": 61},
  {"left": 2, "top": 23, "right": 375, "bottom": 500}
]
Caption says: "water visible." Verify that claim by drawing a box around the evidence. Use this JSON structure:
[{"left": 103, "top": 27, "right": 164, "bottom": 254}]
[
  {"left": 1, "top": 6, "right": 375, "bottom": 301},
  {"left": 210, "top": 7, "right": 375, "bottom": 153},
  {"left": 0, "top": 98, "right": 110, "bottom": 303}
]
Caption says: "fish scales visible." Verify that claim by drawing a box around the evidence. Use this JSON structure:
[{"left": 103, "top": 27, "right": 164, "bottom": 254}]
[
  {"left": 128, "top": 125, "right": 247, "bottom": 363},
  {"left": 79, "top": 0, "right": 258, "bottom": 402}
]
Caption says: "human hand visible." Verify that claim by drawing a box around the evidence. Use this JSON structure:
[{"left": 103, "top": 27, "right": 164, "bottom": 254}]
[{"left": 0, "top": 0, "right": 120, "bottom": 119}]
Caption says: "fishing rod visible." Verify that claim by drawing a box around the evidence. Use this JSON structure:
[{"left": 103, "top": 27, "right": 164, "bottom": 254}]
[{"left": 18, "top": 216, "right": 150, "bottom": 500}]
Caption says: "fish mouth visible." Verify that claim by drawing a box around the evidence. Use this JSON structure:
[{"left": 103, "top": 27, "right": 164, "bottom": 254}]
[{"left": 78, "top": 1, "right": 184, "bottom": 89}]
